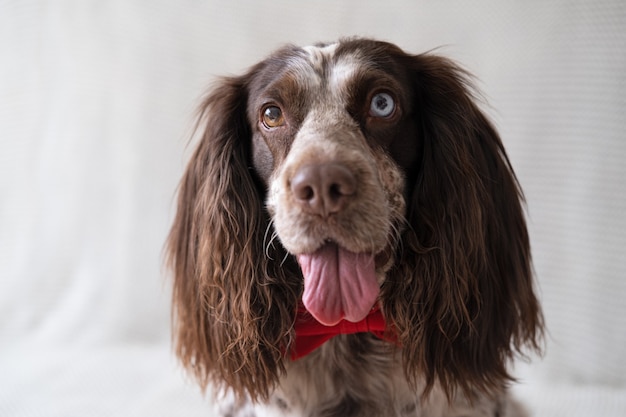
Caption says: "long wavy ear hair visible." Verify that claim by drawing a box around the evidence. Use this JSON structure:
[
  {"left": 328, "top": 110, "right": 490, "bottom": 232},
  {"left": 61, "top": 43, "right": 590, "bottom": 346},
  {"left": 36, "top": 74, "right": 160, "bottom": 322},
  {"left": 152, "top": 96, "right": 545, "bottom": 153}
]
[
  {"left": 381, "top": 53, "right": 544, "bottom": 399},
  {"left": 167, "top": 70, "right": 300, "bottom": 401}
]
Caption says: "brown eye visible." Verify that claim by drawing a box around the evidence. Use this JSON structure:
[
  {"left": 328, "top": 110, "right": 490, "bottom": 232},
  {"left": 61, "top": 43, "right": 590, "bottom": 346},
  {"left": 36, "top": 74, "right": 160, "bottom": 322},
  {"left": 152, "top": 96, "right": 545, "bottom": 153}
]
[{"left": 262, "top": 105, "right": 285, "bottom": 128}]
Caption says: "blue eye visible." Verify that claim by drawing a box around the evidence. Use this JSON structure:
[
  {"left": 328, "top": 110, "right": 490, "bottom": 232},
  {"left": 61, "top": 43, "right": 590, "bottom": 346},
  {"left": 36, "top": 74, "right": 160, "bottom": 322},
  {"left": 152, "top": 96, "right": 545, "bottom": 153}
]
[{"left": 369, "top": 92, "right": 395, "bottom": 118}]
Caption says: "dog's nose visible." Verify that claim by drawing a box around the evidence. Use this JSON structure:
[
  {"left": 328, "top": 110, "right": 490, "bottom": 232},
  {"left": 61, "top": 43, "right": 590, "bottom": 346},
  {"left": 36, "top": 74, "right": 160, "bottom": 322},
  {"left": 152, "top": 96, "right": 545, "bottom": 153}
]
[{"left": 290, "top": 163, "right": 357, "bottom": 217}]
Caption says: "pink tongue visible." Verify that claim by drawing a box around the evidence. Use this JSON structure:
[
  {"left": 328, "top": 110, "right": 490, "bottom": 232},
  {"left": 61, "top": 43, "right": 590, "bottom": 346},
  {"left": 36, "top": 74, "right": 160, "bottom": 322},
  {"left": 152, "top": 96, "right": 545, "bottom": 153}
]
[{"left": 297, "top": 243, "right": 380, "bottom": 326}]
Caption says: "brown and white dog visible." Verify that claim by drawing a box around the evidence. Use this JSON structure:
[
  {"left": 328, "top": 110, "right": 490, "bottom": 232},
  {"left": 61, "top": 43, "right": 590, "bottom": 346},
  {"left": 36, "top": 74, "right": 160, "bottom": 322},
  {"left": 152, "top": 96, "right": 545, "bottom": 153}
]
[{"left": 167, "top": 38, "right": 543, "bottom": 416}]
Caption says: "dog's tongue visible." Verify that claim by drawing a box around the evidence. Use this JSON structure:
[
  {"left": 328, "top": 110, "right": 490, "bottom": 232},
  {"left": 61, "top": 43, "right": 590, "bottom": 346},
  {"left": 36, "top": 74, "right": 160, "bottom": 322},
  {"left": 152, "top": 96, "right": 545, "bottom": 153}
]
[{"left": 297, "top": 243, "right": 379, "bottom": 326}]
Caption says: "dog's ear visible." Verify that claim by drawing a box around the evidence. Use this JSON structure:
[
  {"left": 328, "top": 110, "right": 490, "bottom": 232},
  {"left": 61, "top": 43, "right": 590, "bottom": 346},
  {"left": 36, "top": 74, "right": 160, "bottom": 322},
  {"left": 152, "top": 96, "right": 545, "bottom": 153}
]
[
  {"left": 167, "top": 72, "right": 298, "bottom": 401},
  {"left": 382, "top": 54, "right": 543, "bottom": 399}
]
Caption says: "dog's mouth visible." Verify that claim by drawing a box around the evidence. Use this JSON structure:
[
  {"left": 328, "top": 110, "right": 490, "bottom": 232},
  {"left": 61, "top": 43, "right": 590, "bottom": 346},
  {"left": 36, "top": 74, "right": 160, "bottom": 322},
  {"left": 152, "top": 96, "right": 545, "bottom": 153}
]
[{"left": 296, "top": 241, "right": 380, "bottom": 326}]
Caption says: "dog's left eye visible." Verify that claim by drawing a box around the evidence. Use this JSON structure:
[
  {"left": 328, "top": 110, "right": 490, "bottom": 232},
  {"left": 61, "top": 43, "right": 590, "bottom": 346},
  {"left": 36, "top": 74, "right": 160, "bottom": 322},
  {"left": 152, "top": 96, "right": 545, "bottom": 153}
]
[
  {"left": 262, "top": 105, "right": 285, "bottom": 128},
  {"left": 369, "top": 92, "right": 395, "bottom": 118}
]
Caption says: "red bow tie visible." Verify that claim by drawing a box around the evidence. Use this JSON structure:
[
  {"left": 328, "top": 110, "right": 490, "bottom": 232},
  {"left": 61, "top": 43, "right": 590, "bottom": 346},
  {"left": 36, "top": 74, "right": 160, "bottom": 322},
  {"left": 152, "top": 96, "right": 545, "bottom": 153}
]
[{"left": 290, "top": 305, "right": 396, "bottom": 360}]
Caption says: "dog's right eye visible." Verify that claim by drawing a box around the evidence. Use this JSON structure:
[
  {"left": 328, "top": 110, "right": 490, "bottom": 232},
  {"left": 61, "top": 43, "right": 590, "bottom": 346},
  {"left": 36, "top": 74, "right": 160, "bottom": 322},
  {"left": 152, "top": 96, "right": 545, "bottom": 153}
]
[{"left": 262, "top": 105, "right": 285, "bottom": 129}]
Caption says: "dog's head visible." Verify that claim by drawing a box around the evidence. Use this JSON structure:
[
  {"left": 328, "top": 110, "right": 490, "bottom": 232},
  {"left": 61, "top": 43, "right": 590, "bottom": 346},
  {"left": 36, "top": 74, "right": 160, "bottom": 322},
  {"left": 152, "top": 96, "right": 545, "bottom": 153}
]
[{"left": 168, "top": 38, "right": 543, "bottom": 401}]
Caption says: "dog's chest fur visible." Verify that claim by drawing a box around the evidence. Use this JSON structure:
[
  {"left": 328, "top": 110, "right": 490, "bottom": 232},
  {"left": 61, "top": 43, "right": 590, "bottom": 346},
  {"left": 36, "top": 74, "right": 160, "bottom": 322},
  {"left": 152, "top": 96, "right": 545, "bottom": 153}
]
[
  {"left": 219, "top": 334, "right": 513, "bottom": 417},
  {"left": 219, "top": 335, "right": 415, "bottom": 416}
]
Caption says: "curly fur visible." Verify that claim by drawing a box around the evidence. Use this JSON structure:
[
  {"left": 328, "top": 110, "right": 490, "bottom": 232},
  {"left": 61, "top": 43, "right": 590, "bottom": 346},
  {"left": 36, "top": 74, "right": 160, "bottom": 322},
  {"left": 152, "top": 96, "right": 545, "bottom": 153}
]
[{"left": 167, "top": 38, "right": 543, "bottom": 416}]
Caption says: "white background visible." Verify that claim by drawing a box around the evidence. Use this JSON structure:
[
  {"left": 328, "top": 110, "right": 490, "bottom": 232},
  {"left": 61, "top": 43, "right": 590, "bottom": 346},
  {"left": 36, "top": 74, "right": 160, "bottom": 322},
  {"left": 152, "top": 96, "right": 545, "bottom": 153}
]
[{"left": 1, "top": 1, "right": 625, "bottom": 416}]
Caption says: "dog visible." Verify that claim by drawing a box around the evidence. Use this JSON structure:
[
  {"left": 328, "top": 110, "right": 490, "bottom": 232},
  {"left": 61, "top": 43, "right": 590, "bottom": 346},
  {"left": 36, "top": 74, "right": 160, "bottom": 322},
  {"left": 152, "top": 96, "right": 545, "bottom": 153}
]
[{"left": 167, "top": 38, "right": 543, "bottom": 416}]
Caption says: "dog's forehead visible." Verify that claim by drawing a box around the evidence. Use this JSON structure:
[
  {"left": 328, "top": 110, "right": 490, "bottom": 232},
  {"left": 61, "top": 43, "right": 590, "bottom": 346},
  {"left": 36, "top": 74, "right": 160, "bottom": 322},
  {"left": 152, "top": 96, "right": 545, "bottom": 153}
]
[
  {"left": 293, "top": 42, "right": 365, "bottom": 95},
  {"left": 301, "top": 42, "right": 339, "bottom": 71},
  {"left": 252, "top": 40, "right": 402, "bottom": 107}
]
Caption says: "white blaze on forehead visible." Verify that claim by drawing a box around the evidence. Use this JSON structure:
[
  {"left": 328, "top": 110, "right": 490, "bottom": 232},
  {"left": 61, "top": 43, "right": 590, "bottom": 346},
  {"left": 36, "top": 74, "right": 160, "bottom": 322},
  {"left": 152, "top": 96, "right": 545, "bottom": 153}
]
[
  {"left": 283, "top": 43, "right": 338, "bottom": 91},
  {"left": 328, "top": 54, "right": 362, "bottom": 98},
  {"left": 302, "top": 43, "right": 362, "bottom": 103},
  {"left": 302, "top": 42, "right": 338, "bottom": 71}
]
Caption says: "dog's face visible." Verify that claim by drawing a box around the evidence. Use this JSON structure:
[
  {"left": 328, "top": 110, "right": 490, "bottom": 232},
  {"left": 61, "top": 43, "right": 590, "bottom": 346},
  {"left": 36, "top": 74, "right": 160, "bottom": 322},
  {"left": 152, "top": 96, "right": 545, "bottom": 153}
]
[
  {"left": 246, "top": 41, "right": 420, "bottom": 325},
  {"left": 168, "top": 38, "right": 543, "bottom": 402}
]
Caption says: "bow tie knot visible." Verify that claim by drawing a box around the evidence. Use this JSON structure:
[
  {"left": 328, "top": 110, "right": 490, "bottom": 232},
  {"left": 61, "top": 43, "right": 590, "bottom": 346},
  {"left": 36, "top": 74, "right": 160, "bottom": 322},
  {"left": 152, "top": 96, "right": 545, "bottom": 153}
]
[{"left": 290, "top": 305, "right": 396, "bottom": 360}]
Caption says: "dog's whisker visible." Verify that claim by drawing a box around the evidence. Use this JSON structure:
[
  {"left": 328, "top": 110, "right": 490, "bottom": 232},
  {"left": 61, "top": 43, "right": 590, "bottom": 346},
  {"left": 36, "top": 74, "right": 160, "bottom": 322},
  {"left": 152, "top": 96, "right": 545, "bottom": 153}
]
[
  {"left": 263, "top": 220, "right": 277, "bottom": 260},
  {"left": 279, "top": 250, "right": 290, "bottom": 267}
]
